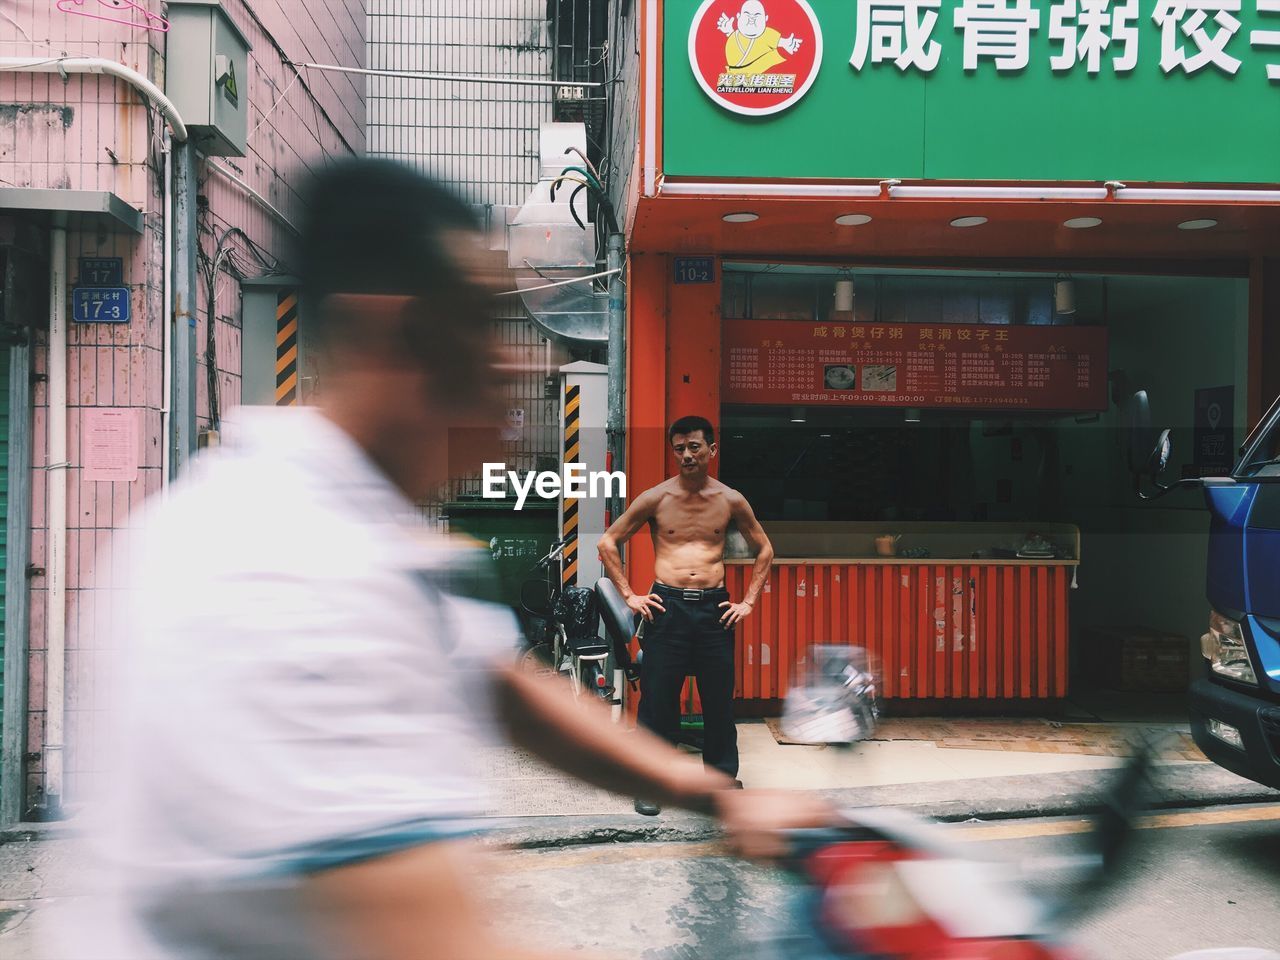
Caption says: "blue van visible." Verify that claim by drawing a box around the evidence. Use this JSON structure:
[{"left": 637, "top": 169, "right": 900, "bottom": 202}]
[{"left": 1131, "top": 392, "right": 1280, "bottom": 789}]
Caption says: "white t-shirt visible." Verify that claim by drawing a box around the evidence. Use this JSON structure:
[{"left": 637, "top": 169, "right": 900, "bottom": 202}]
[{"left": 61, "top": 407, "right": 520, "bottom": 960}]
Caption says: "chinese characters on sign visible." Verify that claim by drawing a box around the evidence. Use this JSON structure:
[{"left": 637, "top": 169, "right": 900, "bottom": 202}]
[
  {"left": 1257, "top": 0, "right": 1280, "bottom": 77},
  {"left": 674, "top": 256, "right": 717, "bottom": 283},
  {"left": 847, "top": 0, "right": 1280, "bottom": 78},
  {"left": 77, "top": 257, "right": 123, "bottom": 285},
  {"left": 722, "top": 319, "right": 1109, "bottom": 411},
  {"left": 71, "top": 287, "right": 131, "bottom": 324}
]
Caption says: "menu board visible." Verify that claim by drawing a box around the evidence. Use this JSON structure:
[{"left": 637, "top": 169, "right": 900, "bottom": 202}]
[{"left": 723, "top": 319, "right": 1108, "bottom": 412}]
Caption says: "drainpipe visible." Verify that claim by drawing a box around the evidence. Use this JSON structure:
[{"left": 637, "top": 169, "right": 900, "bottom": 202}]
[
  {"left": 161, "top": 132, "right": 173, "bottom": 489},
  {"left": 171, "top": 142, "right": 198, "bottom": 477},
  {"left": 605, "top": 233, "right": 625, "bottom": 525},
  {"left": 42, "top": 222, "right": 68, "bottom": 818}
]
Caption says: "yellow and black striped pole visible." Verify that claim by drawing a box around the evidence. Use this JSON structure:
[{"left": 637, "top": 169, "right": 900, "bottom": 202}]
[
  {"left": 561, "top": 382, "right": 581, "bottom": 589},
  {"left": 276, "top": 288, "right": 299, "bottom": 406}
]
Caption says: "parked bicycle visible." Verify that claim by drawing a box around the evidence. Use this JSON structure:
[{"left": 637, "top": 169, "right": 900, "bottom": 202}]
[{"left": 517, "top": 539, "right": 641, "bottom": 721}]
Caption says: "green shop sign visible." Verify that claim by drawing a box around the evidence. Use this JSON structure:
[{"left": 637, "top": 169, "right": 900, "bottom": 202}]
[{"left": 666, "top": 0, "right": 1280, "bottom": 182}]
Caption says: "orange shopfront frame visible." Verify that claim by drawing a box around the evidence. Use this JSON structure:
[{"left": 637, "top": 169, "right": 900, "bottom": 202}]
[
  {"left": 622, "top": 248, "right": 1279, "bottom": 710},
  {"left": 623, "top": 256, "right": 1085, "bottom": 707},
  {"left": 623, "top": 2, "right": 1280, "bottom": 707},
  {"left": 627, "top": 244, "right": 1280, "bottom": 711}
]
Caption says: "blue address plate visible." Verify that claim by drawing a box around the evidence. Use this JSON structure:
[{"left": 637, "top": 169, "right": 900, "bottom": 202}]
[
  {"left": 72, "top": 287, "right": 131, "bottom": 324},
  {"left": 674, "top": 256, "right": 715, "bottom": 284},
  {"left": 78, "top": 257, "right": 123, "bottom": 285}
]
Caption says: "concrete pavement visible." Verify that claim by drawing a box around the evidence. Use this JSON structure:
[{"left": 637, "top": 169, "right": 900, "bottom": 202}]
[
  {"left": 483, "top": 760, "right": 1279, "bottom": 851},
  {"left": 481, "top": 716, "right": 1197, "bottom": 822},
  {"left": 472, "top": 804, "right": 1280, "bottom": 960},
  {"left": 3, "top": 716, "right": 1274, "bottom": 851},
  {"left": 470, "top": 716, "right": 1273, "bottom": 845},
  {"left": 2, "top": 714, "right": 1277, "bottom": 960},
  {"left": 11, "top": 804, "right": 1273, "bottom": 959}
]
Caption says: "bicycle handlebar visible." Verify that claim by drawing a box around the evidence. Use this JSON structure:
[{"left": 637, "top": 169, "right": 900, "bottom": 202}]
[{"left": 533, "top": 538, "right": 569, "bottom": 571}]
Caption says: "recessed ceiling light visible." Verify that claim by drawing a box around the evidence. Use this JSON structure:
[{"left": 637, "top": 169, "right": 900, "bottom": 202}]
[
  {"left": 950, "top": 216, "right": 988, "bottom": 228},
  {"left": 723, "top": 212, "right": 759, "bottom": 223},
  {"left": 1064, "top": 217, "right": 1103, "bottom": 229},
  {"left": 1178, "top": 218, "right": 1218, "bottom": 230},
  {"left": 835, "top": 214, "right": 873, "bottom": 226}
]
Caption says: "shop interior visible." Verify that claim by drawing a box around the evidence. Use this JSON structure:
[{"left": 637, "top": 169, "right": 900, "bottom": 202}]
[{"left": 718, "top": 263, "right": 1250, "bottom": 710}]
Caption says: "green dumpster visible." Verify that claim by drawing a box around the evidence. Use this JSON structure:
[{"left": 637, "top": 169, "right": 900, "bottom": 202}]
[{"left": 442, "top": 497, "right": 560, "bottom": 614}]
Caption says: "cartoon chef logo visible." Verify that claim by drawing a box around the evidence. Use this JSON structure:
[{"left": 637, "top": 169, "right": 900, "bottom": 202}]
[{"left": 688, "top": 0, "right": 823, "bottom": 117}]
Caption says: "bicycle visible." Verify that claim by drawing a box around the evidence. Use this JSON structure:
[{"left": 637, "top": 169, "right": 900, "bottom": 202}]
[{"left": 518, "top": 540, "right": 640, "bottom": 719}]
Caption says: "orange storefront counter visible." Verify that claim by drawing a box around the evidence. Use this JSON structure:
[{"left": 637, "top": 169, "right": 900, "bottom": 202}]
[{"left": 723, "top": 557, "right": 1075, "bottom": 705}]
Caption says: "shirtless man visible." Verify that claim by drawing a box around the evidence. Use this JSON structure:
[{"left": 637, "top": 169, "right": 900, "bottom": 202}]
[{"left": 598, "top": 415, "right": 774, "bottom": 815}]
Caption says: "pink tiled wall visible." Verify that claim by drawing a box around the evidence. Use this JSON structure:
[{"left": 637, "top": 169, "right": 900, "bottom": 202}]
[{"left": 1, "top": 1, "right": 364, "bottom": 813}]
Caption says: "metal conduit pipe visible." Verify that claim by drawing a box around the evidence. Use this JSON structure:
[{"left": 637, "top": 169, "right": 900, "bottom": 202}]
[
  {"left": 171, "top": 141, "right": 198, "bottom": 478},
  {"left": 205, "top": 159, "right": 299, "bottom": 234},
  {"left": 0, "top": 57, "right": 188, "bottom": 141},
  {"left": 605, "top": 234, "right": 626, "bottom": 525},
  {"left": 43, "top": 223, "right": 68, "bottom": 817},
  {"left": 290, "top": 60, "right": 606, "bottom": 89},
  {"left": 162, "top": 133, "right": 174, "bottom": 491}
]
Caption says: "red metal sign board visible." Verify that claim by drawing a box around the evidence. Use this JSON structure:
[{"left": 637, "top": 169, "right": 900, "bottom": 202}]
[{"left": 722, "top": 319, "right": 1109, "bottom": 412}]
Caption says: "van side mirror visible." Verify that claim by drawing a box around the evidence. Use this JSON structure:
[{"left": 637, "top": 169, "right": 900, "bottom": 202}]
[
  {"left": 1121, "top": 390, "right": 1163, "bottom": 477},
  {"left": 1121, "top": 390, "right": 1175, "bottom": 478},
  {"left": 1122, "top": 392, "right": 1209, "bottom": 500},
  {"left": 1148, "top": 428, "right": 1172, "bottom": 478}
]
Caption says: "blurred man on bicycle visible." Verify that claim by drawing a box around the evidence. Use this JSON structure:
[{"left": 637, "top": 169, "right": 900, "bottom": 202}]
[{"left": 68, "top": 159, "right": 826, "bottom": 960}]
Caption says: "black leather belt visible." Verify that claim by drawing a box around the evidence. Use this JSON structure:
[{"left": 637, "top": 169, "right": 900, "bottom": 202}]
[{"left": 653, "top": 582, "right": 728, "bottom": 601}]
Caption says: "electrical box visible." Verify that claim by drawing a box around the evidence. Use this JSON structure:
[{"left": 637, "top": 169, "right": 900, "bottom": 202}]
[
  {"left": 165, "top": 0, "right": 252, "bottom": 157},
  {"left": 558, "top": 361, "right": 609, "bottom": 589}
]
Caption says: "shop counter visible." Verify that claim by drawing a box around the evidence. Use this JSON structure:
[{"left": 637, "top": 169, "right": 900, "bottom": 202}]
[{"left": 720, "top": 523, "right": 1079, "bottom": 703}]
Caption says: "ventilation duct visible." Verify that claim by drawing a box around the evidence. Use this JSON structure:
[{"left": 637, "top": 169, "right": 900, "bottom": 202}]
[
  {"left": 506, "top": 123, "right": 607, "bottom": 345},
  {"left": 514, "top": 271, "right": 608, "bottom": 344}
]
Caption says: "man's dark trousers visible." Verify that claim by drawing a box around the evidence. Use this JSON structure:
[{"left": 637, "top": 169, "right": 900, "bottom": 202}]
[{"left": 636, "top": 582, "right": 739, "bottom": 778}]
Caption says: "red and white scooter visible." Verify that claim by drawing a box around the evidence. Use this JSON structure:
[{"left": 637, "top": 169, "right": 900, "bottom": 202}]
[{"left": 753, "top": 647, "right": 1273, "bottom": 960}]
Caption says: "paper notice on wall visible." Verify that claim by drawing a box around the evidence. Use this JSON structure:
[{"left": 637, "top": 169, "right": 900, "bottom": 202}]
[{"left": 83, "top": 408, "right": 140, "bottom": 483}]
